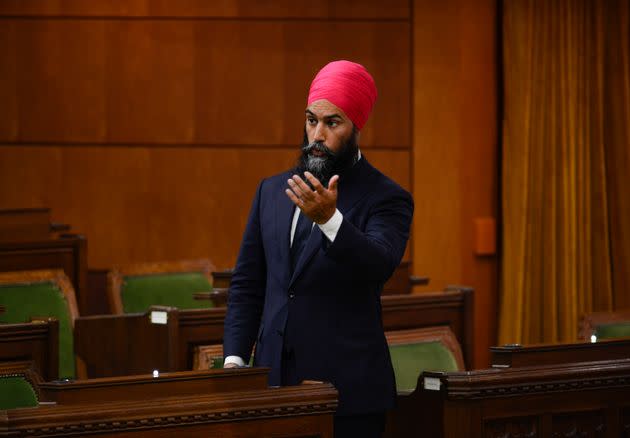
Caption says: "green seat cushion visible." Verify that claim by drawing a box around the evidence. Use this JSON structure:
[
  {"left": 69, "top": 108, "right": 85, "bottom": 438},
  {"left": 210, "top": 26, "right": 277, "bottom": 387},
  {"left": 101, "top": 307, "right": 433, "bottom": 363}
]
[
  {"left": 121, "top": 272, "right": 214, "bottom": 313},
  {"left": 389, "top": 342, "right": 459, "bottom": 392},
  {"left": 0, "top": 282, "right": 75, "bottom": 378},
  {"left": 0, "top": 376, "right": 39, "bottom": 409},
  {"left": 594, "top": 322, "right": 630, "bottom": 340}
]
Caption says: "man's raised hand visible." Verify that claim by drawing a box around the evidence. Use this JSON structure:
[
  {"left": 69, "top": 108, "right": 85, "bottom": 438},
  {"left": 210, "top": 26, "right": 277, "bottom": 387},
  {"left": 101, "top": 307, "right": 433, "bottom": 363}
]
[{"left": 285, "top": 172, "right": 339, "bottom": 224}]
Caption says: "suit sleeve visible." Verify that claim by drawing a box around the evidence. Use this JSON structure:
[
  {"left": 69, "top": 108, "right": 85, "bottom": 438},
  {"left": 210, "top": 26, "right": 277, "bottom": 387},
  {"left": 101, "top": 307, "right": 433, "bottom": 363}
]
[
  {"left": 223, "top": 180, "right": 267, "bottom": 363},
  {"left": 323, "top": 188, "right": 413, "bottom": 285}
]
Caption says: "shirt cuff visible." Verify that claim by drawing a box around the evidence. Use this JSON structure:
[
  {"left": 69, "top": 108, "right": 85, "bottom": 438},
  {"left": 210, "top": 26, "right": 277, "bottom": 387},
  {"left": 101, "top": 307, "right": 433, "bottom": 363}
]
[
  {"left": 224, "top": 355, "right": 245, "bottom": 367},
  {"left": 317, "top": 209, "right": 343, "bottom": 242}
]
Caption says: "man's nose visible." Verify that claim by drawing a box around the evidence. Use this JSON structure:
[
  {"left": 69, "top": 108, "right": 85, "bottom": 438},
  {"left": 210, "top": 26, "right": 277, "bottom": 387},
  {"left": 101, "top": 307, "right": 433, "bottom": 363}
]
[{"left": 313, "top": 123, "right": 326, "bottom": 143}]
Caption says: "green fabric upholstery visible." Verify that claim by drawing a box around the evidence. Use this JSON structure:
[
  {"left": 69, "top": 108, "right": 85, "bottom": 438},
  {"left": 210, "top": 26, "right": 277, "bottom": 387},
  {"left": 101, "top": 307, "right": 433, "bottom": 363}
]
[
  {"left": 594, "top": 322, "right": 630, "bottom": 340},
  {"left": 389, "top": 341, "right": 459, "bottom": 392},
  {"left": 0, "top": 376, "right": 38, "bottom": 409},
  {"left": 121, "top": 272, "right": 214, "bottom": 313},
  {"left": 0, "top": 282, "right": 75, "bottom": 378}
]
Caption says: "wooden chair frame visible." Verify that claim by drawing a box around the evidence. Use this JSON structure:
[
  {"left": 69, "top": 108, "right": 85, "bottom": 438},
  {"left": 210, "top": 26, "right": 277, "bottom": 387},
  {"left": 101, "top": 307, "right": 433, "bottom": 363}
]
[
  {"left": 107, "top": 259, "right": 217, "bottom": 314},
  {"left": 385, "top": 326, "right": 465, "bottom": 371},
  {"left": 0, "top": 269, "right": 79, "bottom": 327},
  {"left": 0, "top": 360, "right": 44, "bottom": 402},
  {"left": 194, "top": 344, "right": 224, "bottom": 370}
]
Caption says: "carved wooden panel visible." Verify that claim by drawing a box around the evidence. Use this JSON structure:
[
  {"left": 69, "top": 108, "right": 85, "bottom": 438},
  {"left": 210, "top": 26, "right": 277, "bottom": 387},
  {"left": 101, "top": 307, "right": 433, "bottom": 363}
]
[
  {"left": 484, "top": 416, "right": 538, "bottom": 438},
  {"left": 551, "top": 411, "right": 606, "bottom": 438}
]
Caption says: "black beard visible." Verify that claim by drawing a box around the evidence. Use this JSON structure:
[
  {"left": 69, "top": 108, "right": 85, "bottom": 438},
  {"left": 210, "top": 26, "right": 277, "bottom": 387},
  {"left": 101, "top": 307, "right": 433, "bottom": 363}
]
[{"left": 295, "top": 127, "right": 359, "bottom": 187}]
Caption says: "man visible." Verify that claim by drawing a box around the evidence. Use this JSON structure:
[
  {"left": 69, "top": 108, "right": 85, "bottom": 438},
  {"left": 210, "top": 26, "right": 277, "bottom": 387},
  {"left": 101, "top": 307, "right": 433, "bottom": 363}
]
[{"left": 223, "top": 60, "right": 413, "bottom": 437}]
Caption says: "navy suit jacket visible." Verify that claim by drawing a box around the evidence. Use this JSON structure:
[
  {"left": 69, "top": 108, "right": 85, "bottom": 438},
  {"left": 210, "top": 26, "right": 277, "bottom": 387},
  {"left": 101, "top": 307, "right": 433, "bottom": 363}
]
[{"left": 223, "top": 156, "right": 414, "bottom": 415}]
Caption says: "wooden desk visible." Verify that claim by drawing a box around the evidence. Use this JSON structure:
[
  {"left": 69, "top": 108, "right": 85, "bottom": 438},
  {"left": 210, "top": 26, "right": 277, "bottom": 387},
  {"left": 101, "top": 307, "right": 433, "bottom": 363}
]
[
  {"left": 0, "top": 235, "right": 89, "bottom": 315},
  {"left": 0, "top": 319, "right": 59, "bottom": 380},
  {"left": 3, "top": 368, "right": 337, "bottom": 437},
  {"left": 39, "top": 368, "right": 270, "bottom": 404},
  {"left": 386, "top": 359, "right": 630, "bottom": 438},
  {"left": 491, "top": 338, "right": 630, "bottom": 367},
  {"left": 77, "top": 289, "right": 473, "bottom": 378}
]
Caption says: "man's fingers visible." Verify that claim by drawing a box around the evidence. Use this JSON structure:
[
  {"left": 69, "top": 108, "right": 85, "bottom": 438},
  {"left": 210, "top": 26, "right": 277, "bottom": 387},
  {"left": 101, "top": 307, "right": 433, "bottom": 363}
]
[
  {"left": 285, "top": 188, "right": 303, "bottom": 206},
  {"left": 328, "top": 175, "right": 340, "bottom": 194},
  {"left": 304, "top": 171, "right": 325, "bottom": 194},
  {"left": 292, "top": 175, "right": 315, "bottom": 198},
  {"left": 287, "top": 178, "right": 308, "bottom": 199}
]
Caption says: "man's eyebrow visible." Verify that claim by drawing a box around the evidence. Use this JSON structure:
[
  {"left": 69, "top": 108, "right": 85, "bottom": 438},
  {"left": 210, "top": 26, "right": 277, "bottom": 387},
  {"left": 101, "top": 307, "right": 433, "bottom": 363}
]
[{"left": 305, "top": 110, "right": 343, "bottom": 120}]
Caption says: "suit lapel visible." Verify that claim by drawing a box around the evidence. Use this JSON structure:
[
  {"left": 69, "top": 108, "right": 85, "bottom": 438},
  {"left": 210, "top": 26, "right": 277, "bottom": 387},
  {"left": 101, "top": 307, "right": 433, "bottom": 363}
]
[
  {"left": 276, "top": 186, "right": 295, "bottom": 280},
  {"left": 289, "top": 224, "right": 321, "bottom": 286},
  {"left": 288, "top": 157, "right": 374, "bottom": 287}
]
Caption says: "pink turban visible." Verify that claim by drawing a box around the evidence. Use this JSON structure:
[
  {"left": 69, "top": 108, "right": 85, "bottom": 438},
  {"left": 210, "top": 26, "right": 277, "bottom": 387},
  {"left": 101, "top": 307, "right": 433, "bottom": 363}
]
[{"left": 307, "top": 60, "right": 377, "bottom": 131}]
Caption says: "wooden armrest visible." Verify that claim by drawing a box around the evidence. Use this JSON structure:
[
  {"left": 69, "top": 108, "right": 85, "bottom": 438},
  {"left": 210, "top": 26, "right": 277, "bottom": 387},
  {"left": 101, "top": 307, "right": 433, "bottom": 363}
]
[
  {"left": 409, "top": 276, "right": 430, "bottom": 286},
  {"left": 193, "top": 288, "right": 229, "bottom": 307}
]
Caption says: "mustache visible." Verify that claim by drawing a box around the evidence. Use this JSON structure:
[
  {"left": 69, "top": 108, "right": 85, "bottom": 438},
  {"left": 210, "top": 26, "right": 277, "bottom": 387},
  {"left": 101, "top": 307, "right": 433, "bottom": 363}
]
[{"left": 301, "top": 141, "right": 336, "bottom": 158}]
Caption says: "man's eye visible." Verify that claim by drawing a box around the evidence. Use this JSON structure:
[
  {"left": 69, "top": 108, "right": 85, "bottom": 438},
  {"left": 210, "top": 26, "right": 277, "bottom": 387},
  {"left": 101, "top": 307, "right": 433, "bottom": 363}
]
[
  {"left": 328, "top": 120, "right": 338, "bottom": 127},
  {"left": 307, "top": 118, "right": 317, "bottom": 125}
]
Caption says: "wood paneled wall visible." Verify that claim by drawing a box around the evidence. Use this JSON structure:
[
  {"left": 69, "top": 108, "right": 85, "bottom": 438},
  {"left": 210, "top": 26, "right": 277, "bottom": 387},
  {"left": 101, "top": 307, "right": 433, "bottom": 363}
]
[
  {"left": 412, "top": 0, "right": 498, "bottom": 367},
  {"left": 0, "top": 0, "right": 411, "bottom": 268},
  {"left": 0, "top": 0, "right": 498, "bottom": 367}
]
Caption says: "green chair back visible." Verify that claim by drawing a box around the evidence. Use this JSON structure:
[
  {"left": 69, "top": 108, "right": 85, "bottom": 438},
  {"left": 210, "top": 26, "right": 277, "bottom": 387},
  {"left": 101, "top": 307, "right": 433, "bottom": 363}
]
[
  {"left": 594, "top": 322, "right": 630, "bottom": 340},
  {"left": 0, "top": 375, "right": 39, "bottom": 410},
  {"left": 121, "top": 272, "right": 214, "bottom": 313},
  {"left": 389, "top": 341, "right": 460, "bottom": 392},
  {"left": 0, "top": 282, "right": 75, "bottom": 378}
]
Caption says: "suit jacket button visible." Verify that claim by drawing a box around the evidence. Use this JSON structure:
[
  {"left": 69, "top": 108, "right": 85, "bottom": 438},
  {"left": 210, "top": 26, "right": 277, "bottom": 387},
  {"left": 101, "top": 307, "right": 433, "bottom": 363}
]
[{"left": 289, "top": 292, "right": 295, "bottom": 299}]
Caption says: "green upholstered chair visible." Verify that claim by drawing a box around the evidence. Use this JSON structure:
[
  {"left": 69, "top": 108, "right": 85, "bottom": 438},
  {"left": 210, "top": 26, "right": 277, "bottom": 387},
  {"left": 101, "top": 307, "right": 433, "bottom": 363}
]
[
  {"left": 0, "top": 375, "right": 39, "bottom": 409},
  {"left": 579, "top": 309, "right": 630, "bottom": 341},
  {"left": 108, "top": 259, "right": 220, "bottom": 314},
  {"left": 0, "top": 270, "right": 78, "bottom": 379},
  {"left": 0, "top": 364, "right": 42, "bottom": 410},
  {"left": 594, "top": 322, "right": 630, "bottom": 339},
  {"left": 386, "top": 326, "right": 465, "bottom": 393}
]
